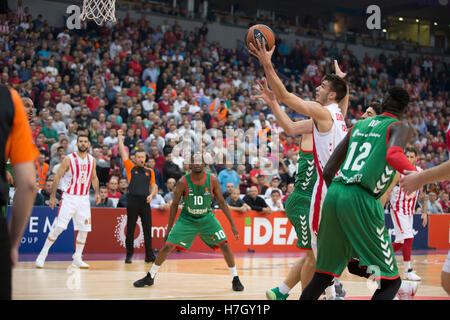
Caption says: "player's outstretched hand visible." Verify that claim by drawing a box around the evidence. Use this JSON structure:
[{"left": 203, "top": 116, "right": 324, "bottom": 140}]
[
  {"left": 253, "top": 78, "right": 277, "bottom": 106},
  {"left": 399, "top": 170, "right": 423, "bottom": 195},
  {"left": 334, "top": 60, "right": 347, "bottom": 78},
  {"left": 247, "top": 38, "right": 275, "bottom": 67},
  {"left": 231, "top": 225, "right": 239, "bottom": 241},
  {"left": 49, "top": 196, "right": 57, "bottom": 210}
]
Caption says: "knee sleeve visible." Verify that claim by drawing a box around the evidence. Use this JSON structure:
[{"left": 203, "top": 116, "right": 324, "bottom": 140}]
[
  {"left": 76, "top": 231, "right": 88, "bottom": 243},
  {"left": 299, "top": 272, "right": 334, "bottom": 300},
  {"left": 48, "top": 226, "right": 65, "bottom": 241}
]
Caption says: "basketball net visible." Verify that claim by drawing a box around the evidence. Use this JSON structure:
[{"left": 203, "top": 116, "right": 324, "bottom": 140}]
[{"left": 80, "top": 0, "right": 117, "bottom": 25}]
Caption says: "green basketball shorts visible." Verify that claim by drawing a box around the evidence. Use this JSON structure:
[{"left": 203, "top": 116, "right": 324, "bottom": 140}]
[
  {"left": 285, "top": 190, "right": 312, "bottom": 250},
  {"left": 315, "top": 181, "right": 399, "bottom": 280},
  {"left": 166, "top": 212, "right": 228, "bottom": 251}
]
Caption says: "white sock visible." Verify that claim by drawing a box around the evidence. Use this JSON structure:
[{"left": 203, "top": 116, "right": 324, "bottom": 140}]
[
  {"left": 150, "top": 264, "right": 160, "bottom": 278},
  {"left": 404, "top": 261, "right": 411, "bottom": 272},
  {"left": 229, "top": 266, "right": 238, "bottom": 278},
  {"left": 74, "top": 242, "right": 85, "bottom": 259},
  {"left": 40, "top": 238, "right": 54, "bottom": 256},
  {"left": 279, "top": 282, "right": 291, "bottom": 295}
]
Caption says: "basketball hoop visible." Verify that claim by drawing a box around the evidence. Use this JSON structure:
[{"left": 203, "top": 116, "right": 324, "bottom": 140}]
[{"left": 80, "top": 0, "right": 117, "bottom": 25}]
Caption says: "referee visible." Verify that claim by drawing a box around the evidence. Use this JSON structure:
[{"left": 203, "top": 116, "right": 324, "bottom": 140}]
[
  {"left": 1, "top": 85, "right": 38, "bottom": 299},
  {"left": 118, "top": 129, "right": 157, "bottom": 264}
]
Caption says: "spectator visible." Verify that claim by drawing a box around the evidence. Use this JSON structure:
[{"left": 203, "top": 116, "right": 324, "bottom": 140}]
[
  {"left": 162, "top": 152, "right": 183, "bottom": 181},
  {"left": 40, "top": 177, "right": 61, "bottom": 206},
  {"left": 266, "top": 189, "right": 284, "bottom": 212},
  {"left": 427, "top": 190, "right": 444, "bottom": 214},
  {"left": 217, "top": 163, "right": 240, "bottom": 192},
  {"left": 438, "top": 191, "right": 449, "bottom": 214},
  {"left": 34, "top": 181, "right": 45, "bottom": 206},
  {"left": 222, "top": 182, "right": 235, "bottom": 200},
  {"left": 40, "top": 116, "right": 58, "bottom": 148},
  {"left": 104, "top": 128, "right": 118, "bottom": 148},
  {"left": 256, "top": 174, "right": 270, "bottom": 195},
  {"left": 237, "top": 164, "right": 250, "bottom": 195},
  {"left": 35, "top": 151, "right": 49, "bottom": 190},
  {"left": 107, "top": 176, "right": 122, "bottom": 199},
  {"left": 92, "top": 186, "right": 115, "bottom": 208},
  {"left": 147, "top": 157, "right": 165, "bottom": 192},
  {"left": 163, "top": 178, "right": 176, "bottom": 203},
  {"left": 226, "top": 188, "right": 250, "bottom": 213},
  {"left": 263, "top": 176, "right": 283, "bottom": 200},
  {"left": 150, "top": 193, "right": 170, "bottom": 210},
  {"left": 243, "top": 186, "right": 271, "bottom": 214}
]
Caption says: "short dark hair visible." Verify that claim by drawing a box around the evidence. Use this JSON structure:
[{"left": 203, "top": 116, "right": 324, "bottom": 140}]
[
  {"left": 271, "top": 189, "right": 281, "bottom": 195},
  {"left": 368, "top": 102, "right": 382, "bottom": 115},
  {"left": 405, "top": 148, "right": 417, "bottom": 156},
  {"left": 77, "top": 134, "right": 90, "bottom": 142},
  {"left": 381, "top": 87, "right": 410, "bottom": 116},
  {"left": 322, "top": 74, "right": 348, "bottom": 102}
]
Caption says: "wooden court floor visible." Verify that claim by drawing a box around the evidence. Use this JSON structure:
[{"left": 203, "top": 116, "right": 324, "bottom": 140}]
[{"left": 12, "top": 251, "right": 450, "bottom": 300}]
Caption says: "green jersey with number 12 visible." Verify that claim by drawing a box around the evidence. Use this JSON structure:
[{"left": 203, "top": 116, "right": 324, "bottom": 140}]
[{"left": 333, "top": 114, "right": 401, "bottom": 199}]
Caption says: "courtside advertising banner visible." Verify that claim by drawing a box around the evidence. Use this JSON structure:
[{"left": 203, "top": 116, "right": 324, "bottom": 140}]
[{"left": 7, "top": 206, "right": 74, "bottom": 253}]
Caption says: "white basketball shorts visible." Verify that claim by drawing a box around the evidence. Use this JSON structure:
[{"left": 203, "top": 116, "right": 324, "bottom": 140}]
[{"left": 54, "top": 193, "right": 91, "bottom": 232}]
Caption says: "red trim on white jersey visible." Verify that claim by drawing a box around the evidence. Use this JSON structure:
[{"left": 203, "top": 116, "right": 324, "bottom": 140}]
[
  {"left": 310, "top": 103, "right": 347, "bottom": 235},
  {"left": 390, "top": 167, "right": 421, "bottom": 216},
  {"left": 65, "top": 152, "right": 94, "bottom": 196}
]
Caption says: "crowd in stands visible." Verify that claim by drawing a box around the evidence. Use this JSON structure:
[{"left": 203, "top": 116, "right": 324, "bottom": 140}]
[{"left": 1, "top": 3, "right": 449, "bottom": 214}]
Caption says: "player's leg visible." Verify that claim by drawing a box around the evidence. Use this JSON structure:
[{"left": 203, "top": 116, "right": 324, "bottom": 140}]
[
  {"left": 125, "top": 199, "right": 139, "bottom": 263},
  {"left": 198, "top": 214, "right": 244, "bottom": 291},
  {"left": 441, "top": 250, "right": 450, "bottom": 295},
  {"left": 267, "top": 192, "right": 310, "bottom": 299},
  {"left": 301, "top": 185, "right": 350, "bottom": 300},
  {"left": 134, "top": 216, "right": 196, "bottom": 287},
  {"left": 337, "top": 184, "right": 401, "bottom": 300},
  {"left": 402, "top": 215, "right": 420, "bottom": 280},
  {"left": 139, "top": 200, "right": 155, "bottom": 263},
  {"left": 133, "top": 242, "right": 176, "bottom": 288},
  {"left": 301, "top": 250, "right": 316, "bottom": 290},
  {"left": 0, "top": 213, "right": 11, "bottom": 299},
  {"left": 218, "top": 242, "right": 244, "bottom": 291},
  {"left": 71, "top": 196, "right": 92, "bottom": 268},
  {"left": 36, "top": 197, "right": 72, "bottom": 268}
]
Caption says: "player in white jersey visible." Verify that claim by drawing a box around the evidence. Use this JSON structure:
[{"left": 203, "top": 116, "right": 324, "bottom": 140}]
[
  {"left": 36, "top": 135, "right": 100, "bottom": 269},
  {"left": 382, "top": 148, "right": 427, "bottom": 282},
  {"left": 400, "top": 160, "right": 450, "bottom": 296},
  {"left": 249, "top": 39, "right": 348, "bottom": 300}
]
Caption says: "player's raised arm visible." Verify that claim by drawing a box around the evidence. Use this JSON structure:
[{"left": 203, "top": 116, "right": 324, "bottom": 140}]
[
  {"left": 248, "top": 38, "right": 331, "bottom": 123},
  {"left": 212, "top": 175, "right": 239, "bottom": 241},
  {"left": 322, "top": 130, "right": 351, "bottom": 188},
  {"left": 334, "top": 60, "right": 350, "bottom": 117},
  {"left": 400, "top": 161, "right": 450, "bottom": 194},
  {"left": 253, "top": 78, "right": 313, "bottom": 136},
  {"left": 165, "top": 177, "right": 186, "bottom": 241},
  {"left": 49, "top": 156, "right": 70, "bottom": 209}
]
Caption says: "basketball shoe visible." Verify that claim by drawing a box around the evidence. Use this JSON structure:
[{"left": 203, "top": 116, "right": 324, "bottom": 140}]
[
  {"left": 72, "top": 254, "right": 90, "bottom": 269},
  {"left": 404, "top": 269, "right": 421, "bottom": 281},
  {"left": 396, "top": 280, "right": 418, "bottom": 300},
  {"left": 35, "top": 252, "right": 47, "bottom": 268},
  {"left": 134, "top": 272, "right": 154, "bottom": 287},
  {"left": 266, "top": 287, "right": 289, "bottom": 300}
]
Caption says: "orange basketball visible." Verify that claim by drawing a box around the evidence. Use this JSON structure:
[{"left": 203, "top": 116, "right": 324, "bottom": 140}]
[{"left": 245, "top": 24, "right": 275, "bottom": 51}]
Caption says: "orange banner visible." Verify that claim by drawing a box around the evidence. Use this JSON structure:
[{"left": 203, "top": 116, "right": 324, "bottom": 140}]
[
  {"left": 84, "top": 208, "right": 300, "bottom": 254},
  {"left": 428, "top": 214, "right": 450, "bottom": 249}
]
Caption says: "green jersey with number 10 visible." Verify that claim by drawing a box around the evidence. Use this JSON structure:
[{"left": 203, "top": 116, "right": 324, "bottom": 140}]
[
  {"left": 333, "top": 114, "right": 401, "bottom": 199},
  {"left": 181, "top": 171, "right": 214, "bottom": 218}
]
